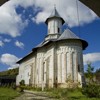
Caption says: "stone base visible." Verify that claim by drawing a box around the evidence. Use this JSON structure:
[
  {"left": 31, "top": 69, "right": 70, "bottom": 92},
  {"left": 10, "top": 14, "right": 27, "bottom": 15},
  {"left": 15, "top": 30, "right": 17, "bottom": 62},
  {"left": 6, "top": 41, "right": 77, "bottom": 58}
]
[{"left": 57, "top": 82, "right": 82, "bottom": 88}]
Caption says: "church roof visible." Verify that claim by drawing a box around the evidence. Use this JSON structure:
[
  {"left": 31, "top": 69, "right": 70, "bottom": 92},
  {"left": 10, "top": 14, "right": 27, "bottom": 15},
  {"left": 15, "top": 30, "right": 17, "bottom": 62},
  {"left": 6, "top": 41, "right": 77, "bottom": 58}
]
[
  {"left": 57, "top": 29, "right": 88, "bottom": 50},
  {"left": 35, "top": 29, "right": 88, "bottom": 50},
  {"left": 17, "top": 29, "right": 88, "bottom": 64},
  {"left": 45, "top": 7, "right": 65, "bottom": 24},
  {"left": 49, "top": 7, "right": 61, "bottom": 18},
  {"left": 58, "top": 29, "right": 79, "bottom": 40}
]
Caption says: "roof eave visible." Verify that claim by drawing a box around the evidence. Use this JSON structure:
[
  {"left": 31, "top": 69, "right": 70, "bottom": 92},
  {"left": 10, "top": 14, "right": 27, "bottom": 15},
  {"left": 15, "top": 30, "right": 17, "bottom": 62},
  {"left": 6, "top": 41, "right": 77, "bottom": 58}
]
[
  {"left": 57, "top": 39, "right": 88, "bottom": 50},
  {"left": 45, "top": 17, "right": 65, "bottom": 25},
  {"left": 17, "top": 51, "right": 35, "bottom": 64}
]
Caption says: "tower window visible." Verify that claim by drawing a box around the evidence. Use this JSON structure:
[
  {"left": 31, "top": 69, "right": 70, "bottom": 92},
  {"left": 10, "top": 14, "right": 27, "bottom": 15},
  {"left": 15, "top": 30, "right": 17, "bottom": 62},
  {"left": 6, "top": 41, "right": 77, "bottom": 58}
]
[
  {"left": 58, "top": 28, "right": 60, "bottom": 33},
  {"left": 78, "top": 64, "right": 80, "bottom": 72}
]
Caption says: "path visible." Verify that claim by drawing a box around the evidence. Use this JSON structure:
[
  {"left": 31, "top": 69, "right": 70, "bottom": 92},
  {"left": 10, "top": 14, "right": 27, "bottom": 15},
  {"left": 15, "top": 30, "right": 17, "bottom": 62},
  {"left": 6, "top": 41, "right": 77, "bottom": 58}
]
[{"left": 13, "top": 90, "right": 58, "bottom": 100}]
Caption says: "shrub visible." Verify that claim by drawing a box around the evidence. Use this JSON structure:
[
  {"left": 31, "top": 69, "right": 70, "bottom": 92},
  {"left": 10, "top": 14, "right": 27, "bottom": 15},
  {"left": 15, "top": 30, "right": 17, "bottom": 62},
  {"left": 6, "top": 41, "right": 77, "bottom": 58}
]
[
  {"left": 19, "top": 80, "right": 25, "bottom": 86},
  {"left": 11, "top": 83, "right": 16, "bottom": 90},
  {"left": 66, "top": 74, "right": 79, "bottom": 88},
  {"left": 82, "top": 84, "right": 100, "bottom": 98}
]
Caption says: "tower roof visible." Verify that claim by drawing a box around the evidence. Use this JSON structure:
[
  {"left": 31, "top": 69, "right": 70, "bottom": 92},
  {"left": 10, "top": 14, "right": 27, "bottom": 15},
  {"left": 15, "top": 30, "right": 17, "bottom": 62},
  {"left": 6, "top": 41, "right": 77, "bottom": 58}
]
[
  {"left": 45, "top": 7, "right": 65, "bottom": 24},
  {"left": 58, "top": 29, "right": 88, "bottom": 50}
]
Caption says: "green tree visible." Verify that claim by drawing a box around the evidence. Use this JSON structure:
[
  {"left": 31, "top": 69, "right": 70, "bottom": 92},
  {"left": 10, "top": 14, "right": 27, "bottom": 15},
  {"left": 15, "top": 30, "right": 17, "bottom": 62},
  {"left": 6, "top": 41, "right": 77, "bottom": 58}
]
[
  {"left": 82, "top": 64, "right": 100, "bottom": 98},
  {"left": 86, "top": 63, "right": 94, "bottom": 83}
]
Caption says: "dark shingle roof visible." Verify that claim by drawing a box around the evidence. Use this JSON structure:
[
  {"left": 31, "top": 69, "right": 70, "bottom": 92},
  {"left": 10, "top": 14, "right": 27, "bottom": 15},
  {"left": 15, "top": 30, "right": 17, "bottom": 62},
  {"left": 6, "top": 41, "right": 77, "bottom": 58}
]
[{"left": 45, "top": 7, "right": 65, "bottom": 24}]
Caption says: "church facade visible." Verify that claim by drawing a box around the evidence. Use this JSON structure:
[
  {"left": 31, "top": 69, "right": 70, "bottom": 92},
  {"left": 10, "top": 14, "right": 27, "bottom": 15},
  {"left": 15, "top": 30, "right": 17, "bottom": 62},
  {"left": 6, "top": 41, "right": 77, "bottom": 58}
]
[{"left": 16, "top": 7, "right": 88, "bottom": 88}]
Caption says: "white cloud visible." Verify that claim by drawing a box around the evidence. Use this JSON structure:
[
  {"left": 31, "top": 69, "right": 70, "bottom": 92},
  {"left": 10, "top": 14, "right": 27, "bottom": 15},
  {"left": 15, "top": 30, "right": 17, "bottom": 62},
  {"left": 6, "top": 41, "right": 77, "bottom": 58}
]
[
  {"left": 0, "top": 41, "right": 4, "bottom": 47},
  {"left": 0, "top": 0, "right": 97, "bottom": 38},
  {"left": 4, "top": 39, "right": 11, "bottom": 43},
  {"left": 83, "top": 53, "right": 100, "bottom": 65},
  {"left": 15, "top": 40, "right": 24, "bottom": 49},
  {"left": 30, "top": 0, "right": 97, "bottom": 26},
  {"left": 0, "top": 53, "right": 19, "bottom": 69},
  {"left": 0, "top": 0, "right": 28, "bottom": 37}
]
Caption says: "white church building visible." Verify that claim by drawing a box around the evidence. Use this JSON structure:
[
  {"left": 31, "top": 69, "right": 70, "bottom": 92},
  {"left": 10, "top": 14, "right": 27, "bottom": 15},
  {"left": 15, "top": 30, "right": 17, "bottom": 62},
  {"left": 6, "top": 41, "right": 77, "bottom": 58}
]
[{"left": 16, "top": 7, "right": 88, "bottom": 88}]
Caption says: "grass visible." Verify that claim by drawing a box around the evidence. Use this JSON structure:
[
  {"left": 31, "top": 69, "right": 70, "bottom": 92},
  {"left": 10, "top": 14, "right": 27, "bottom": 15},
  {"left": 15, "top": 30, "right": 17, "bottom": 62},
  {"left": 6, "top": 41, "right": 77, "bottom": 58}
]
[
  {"left": 67, "top": 89, "right": 100, "bottom": 100},
  {"left": 43, "top": 88, "right": 100, "bottom": 100},
  {"left": 15, "top": 85, "right": 100, "bottom": 100},
  {"left": 0, "top": 87, "right": 20, "bottom": 100}
]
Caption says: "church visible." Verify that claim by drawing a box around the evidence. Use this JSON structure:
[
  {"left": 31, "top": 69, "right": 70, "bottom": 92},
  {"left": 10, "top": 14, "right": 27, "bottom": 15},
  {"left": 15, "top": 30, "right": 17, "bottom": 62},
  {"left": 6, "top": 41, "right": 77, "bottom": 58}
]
[{"left": 16, "top": 7, "right": 88, "bottom": 88}]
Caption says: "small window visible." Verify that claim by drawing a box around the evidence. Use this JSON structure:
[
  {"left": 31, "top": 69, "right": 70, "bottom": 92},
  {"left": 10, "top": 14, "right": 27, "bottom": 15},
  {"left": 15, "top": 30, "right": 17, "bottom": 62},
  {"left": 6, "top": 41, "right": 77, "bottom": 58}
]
[
  {"left": 58, "top": 28, "right": 60, "bottom": 33},
  {"left": 78, "top": 64, "right": 80, "bottom": 72}
]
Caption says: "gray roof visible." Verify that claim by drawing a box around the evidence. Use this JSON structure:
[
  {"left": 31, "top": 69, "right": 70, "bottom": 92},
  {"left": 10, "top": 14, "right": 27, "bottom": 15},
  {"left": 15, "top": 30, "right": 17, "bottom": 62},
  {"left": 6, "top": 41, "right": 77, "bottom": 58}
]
[
  {"left": 35, "top": 29, "right": 88, "bottom": 50},
  {"left": 17, "top": 29, "right": 88, "bottom": 64},
  {"left": 58, "top": 29, "right": 79, "bottom": 40},
  {"left": 35, "top": 40, "right": 50, "bottom": 48},
  {"left": 45, "top": 7, "right": 65, "bottom": 24},
  {"left": 57, "top": 29, "right": 88, "bottom": 50},
  {"left": 49, "top": 7, "right": 61, "bottom": 18}
]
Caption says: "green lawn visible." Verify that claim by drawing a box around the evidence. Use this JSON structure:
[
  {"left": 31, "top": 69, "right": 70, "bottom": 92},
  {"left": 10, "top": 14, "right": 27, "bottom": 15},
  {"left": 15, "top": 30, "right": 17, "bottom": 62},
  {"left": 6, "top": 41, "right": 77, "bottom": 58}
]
[
  {"left": 0, "top": 87, "right": 20, "bottom": 100},
  {"left": 44, "top": 88, "right": 100, "bottom": 100},
  {"left": 67, "top": 89, "right": 100, "bottom": 100}
]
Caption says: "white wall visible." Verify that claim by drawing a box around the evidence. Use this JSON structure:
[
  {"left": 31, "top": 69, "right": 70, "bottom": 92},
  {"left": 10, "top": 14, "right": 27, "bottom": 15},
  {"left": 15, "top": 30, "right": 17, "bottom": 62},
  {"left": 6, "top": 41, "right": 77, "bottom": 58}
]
[
  {"left": 56, "top": 40, "right": 83, "bottom": 84},
  {"left": 48, "top": 18, "right": 62, "bottom": 34},
  {"left": 17, "top": 40, "right": 84, "bottom": 87}
]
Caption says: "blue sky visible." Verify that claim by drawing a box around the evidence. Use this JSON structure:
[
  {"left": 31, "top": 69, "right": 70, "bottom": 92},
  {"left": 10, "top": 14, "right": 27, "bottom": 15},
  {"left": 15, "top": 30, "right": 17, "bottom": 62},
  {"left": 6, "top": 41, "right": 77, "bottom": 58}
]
[{"left": 0, "top": 0, "right": 100, "bottom": 72}]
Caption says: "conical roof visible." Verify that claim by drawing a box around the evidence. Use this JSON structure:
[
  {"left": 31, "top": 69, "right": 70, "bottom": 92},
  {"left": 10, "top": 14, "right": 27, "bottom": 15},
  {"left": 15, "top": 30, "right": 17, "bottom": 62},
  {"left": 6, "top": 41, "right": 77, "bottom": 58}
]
[
  {"left": 58, "top": 29, "right": 88, "bottom": 50},
  {"left": 58, "top": 29, "right": 79, "bottom": 40},
  {"left": 45, "top": 7, "right": 65, "bottom": 24}
]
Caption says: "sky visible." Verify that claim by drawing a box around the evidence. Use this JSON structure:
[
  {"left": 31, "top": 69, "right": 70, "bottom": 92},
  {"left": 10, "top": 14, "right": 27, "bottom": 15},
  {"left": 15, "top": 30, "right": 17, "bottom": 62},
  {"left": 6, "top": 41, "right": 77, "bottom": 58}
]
[{"left": 0, "top": 0, "right": 100, "bottom": 72}]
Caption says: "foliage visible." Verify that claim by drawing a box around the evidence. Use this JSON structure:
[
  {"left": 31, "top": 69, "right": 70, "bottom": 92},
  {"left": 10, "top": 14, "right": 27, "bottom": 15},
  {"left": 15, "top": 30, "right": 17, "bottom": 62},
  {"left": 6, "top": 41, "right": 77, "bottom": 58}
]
[
  {"left": 45, "top": 88, "right": 100, "bottom": 100},
  {"left": 82, "top": 63, "right": 100, "bottom": 98},
  {"left": 14, "top": 85, "right": 100, "bottom": 100},
  {"left": 19, "top": 80, "right": 25, "bottom": 92},
  {"left": 95, "top": 68, "right": 100, "bottom": 83},
  {"left": 82, "top": 84, "right": 100, "bottom": 98},
  {"left": 95, "top": 68, "right": 100, "bottom": 73},
  {"left": 0, "top": 87, "right": 20, "bottom": 100},
  {"left": 0, "top": 68, "right": 18, "bottom": 77},
  {"left": 19, "top": 80, "right": 25, "bottom": 86},
  {"left": 85, "top": 63, "right": 94, "bottom": 83},
  {"left": 66, "top": 74, "right": 79, "bottom": 88}
]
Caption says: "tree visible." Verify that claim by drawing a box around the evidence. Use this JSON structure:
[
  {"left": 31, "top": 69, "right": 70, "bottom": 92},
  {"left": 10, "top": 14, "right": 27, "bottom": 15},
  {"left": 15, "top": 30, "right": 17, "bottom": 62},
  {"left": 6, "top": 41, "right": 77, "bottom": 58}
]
[
  {"left": 85, "top": 63, "right": 94, "bottom": 83},
  {"left": 82, "top": 64, "right": 100, "bottom": 98},
  {"left": 95, "top": 68, "right": 100, "bottom": 83}
]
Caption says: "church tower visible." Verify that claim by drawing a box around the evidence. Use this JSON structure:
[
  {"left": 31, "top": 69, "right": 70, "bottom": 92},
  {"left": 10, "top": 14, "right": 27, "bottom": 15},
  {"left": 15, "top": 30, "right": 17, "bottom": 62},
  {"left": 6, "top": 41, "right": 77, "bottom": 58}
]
[
  {"left": 45, "top": 7, "right": 65, "bottom": 41},
  {"left": 16, "top": 7, "right": 88, "bottom": 88}
]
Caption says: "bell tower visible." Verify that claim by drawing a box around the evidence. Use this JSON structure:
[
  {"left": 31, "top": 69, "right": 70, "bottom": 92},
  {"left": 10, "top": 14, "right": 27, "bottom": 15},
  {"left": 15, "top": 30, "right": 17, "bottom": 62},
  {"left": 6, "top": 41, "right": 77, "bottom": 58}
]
[{"left": 45, "top": 7, "right": 65, "bottom": 41}]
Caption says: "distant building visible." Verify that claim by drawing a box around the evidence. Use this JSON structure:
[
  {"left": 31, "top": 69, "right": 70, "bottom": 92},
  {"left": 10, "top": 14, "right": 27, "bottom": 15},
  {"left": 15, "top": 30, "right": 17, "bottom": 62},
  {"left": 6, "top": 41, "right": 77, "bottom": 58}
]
[{"left": 16, "top": 7, "right": 88, "bottom": 88}]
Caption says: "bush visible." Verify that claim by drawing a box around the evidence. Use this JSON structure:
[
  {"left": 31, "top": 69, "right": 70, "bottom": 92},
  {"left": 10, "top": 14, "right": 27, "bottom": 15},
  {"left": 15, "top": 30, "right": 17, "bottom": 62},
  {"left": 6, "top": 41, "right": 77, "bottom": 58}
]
[
  {"left": 82, "top": 84, "right": 100, "bottom": 98},
  {"left": 19, "top": 80, "right": 25, "bottom": 86}
]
